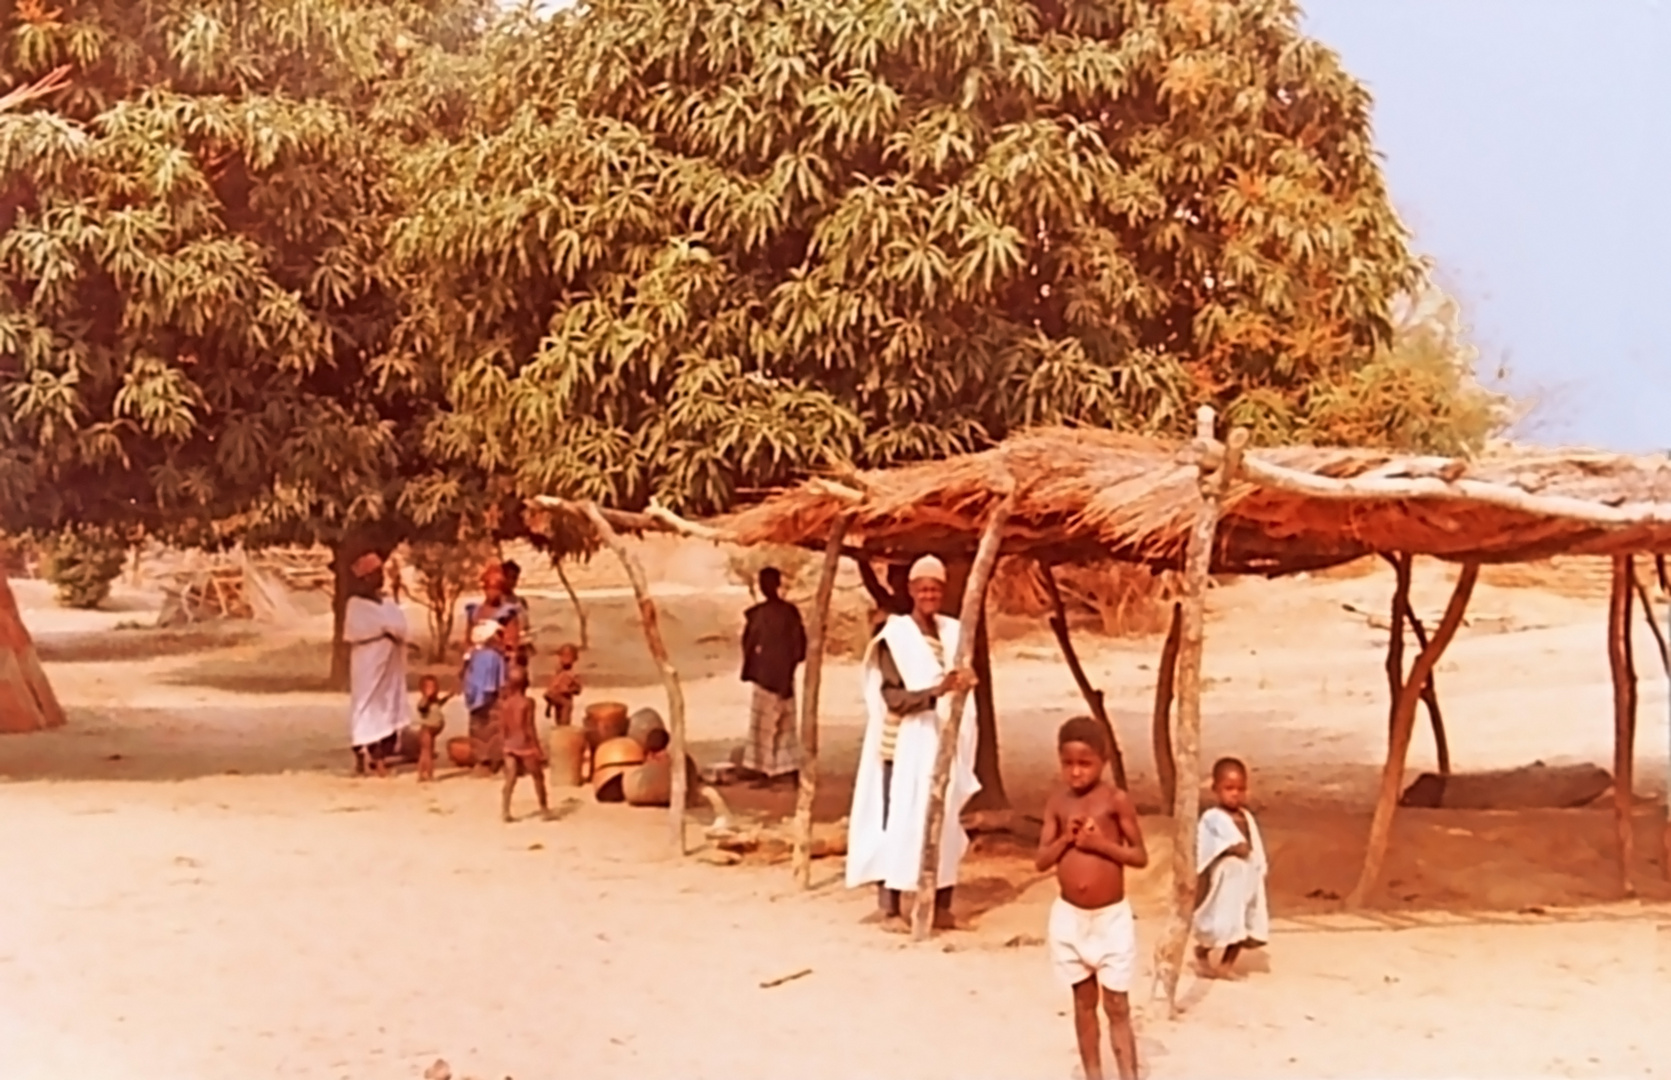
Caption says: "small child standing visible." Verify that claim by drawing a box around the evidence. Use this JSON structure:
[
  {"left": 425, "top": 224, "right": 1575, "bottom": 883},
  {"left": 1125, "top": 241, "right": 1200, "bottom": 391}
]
[
  {"left": 498, "top": 665, "right": 550, "bottom": 822},
  {"left": 1193, "top": 756, "right": 1270, "bottom": 979},
  {"left": 462, "top": 621, "right": 508, "bottom": 775},
  {"left": 414, "top": 674, "right": 452, "bottom": 783},
  {"left": 1036, "top": 717, "right": 1148, "bottom": 1080},
  {"left": 543, "top": 642, "right": 583, "bottom": 726}
]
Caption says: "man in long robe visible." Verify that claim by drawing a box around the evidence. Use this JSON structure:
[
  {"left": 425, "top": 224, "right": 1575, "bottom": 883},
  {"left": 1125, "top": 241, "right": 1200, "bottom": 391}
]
[
  {"left": 738, "top": 567, "right": 806, "bottom": 783},
  {"left": 845, "top": 555, "right": 979, "bottom": 931},
  {"left": 343, "top": 552, "right": 411, "bottom": 776}
]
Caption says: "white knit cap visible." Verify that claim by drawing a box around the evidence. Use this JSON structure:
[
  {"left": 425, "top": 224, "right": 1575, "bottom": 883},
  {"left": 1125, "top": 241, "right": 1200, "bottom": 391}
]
[{"left": 908, "top": 555, "right": 947, "bottom": 583}]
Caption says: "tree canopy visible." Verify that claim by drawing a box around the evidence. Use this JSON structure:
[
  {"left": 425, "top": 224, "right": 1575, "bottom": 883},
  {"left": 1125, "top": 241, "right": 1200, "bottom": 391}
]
[
  {"left": 3, "top": 0, "right": 1510, "bottom": 549},
  {"left": 393, "top": 0, "right": 1504, "bottom": 518},
  {"left": 0, "top": 0, "right": 493, "bottom": 550}
]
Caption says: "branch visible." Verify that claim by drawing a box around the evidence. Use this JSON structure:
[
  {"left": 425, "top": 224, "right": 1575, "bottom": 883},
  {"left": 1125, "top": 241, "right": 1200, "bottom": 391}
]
[
  {"left": 528, "top": 495, "right": 726, "bottom": 543},
  {"left": 1193, "top": 441, "right": 1671, "bottom": 527},
  {"left": 0, "top": 66, "right": 70, "bottom": 113}
]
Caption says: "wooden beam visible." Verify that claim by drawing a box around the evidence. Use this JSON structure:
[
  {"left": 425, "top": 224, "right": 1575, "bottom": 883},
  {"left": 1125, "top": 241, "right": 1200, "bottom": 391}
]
[
  {"left": 792, "top": 513, "right": 852, "bottom": 889},
  {"left": 1631, "top": 575, "right": 1669, "bottom": 677},
  {"left": 1039, "top": 559, "right": 1128, "bottom": 789},
  {"left": 1346, "top": 561, "right": 1480, "bottom": 908},
  {"left": 581, "top": 502, "right": 689, "bottom": 855},
  {"left": 553, "top": 558, "right": 590, "bottom": 649},
  {"left": 529, "top": 495, "right": 724, "bottom": 545},
  {"left": 1608, "top": 555, "right": 1639, "bottom": 897},
  {"left": 1152, "top": 602, "right": 1182, "bottom": 812},
  {"left": 1152, "top": 409, "right": 1246, "bottom": 1017},
  {"left": 1194, "top": 439, "right": 1671, "bottom": 527},
  {"left": 1384, "top": 553, "right": 1412, "bottom": 740},
  {"left": 912, "top": 488, "right": 1015, "bottom": 941}
]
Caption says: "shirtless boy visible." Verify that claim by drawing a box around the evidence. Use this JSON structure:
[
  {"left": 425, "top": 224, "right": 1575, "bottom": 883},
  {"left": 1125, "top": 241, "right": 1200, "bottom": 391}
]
[
  {"left": 543, "top": 643, "right": 583, "bottom": 726},
  {"left": 414, "top": 674, "right": 452, "bottom": 783},
  {"left": 497, "top": 666, "right": 550, "bottom": 823},
  {"left": 1036, "top": 716, "right": 1148, "bottom": 1080}
]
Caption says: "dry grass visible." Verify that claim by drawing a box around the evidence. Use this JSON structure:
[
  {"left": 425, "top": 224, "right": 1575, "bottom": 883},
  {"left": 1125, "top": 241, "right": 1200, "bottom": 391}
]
[{"left": 719, "top": 428, "right": 1671, "bottom": 574}]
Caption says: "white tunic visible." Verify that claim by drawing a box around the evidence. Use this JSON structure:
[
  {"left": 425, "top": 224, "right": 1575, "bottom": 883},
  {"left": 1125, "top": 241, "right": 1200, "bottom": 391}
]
[
  {"left": 344, "top": 595, "right": 411, "bottom": 749},
  {"left": 845, "top": 613, "right": 981, "bottom": 892},
  {"left": 1193, "top": 805, "right": 1271, "bottom": 948}
]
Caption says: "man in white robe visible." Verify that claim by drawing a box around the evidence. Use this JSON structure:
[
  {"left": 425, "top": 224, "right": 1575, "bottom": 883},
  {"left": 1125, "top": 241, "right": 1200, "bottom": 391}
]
[
  {"left": 343, "top": 552, "right": 411, "bottom": 777},
  {"left": 845, "top": 555, "right": 979, "bottom": 930}
]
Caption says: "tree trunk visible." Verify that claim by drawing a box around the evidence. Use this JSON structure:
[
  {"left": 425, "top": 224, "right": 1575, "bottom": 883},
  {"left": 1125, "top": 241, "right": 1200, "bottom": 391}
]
[
  {"left": 1041, "top": 559, "right": 1127, "bottom": 790},
  {"left": 330, "top": 542, "right": 353, "bottom": 691},
  {"left": 1607, "top": 555, "right": 1638, "bottom": 897},
  {"left": 943, "top": 556, "right": 1009, "bottom": 814},
  {"left": 0, "top": 575, "right": 66, "bottom": 733}
]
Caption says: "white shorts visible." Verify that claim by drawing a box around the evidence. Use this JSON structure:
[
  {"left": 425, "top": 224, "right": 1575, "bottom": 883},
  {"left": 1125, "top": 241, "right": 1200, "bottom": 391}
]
[{"left": 1047, "top": 897, "right": 1136, "bottom": 993}]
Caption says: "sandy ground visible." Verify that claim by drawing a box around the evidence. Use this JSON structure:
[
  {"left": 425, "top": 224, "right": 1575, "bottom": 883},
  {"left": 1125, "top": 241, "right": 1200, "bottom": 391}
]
[{"left": 2, "top": 542, "right": 1670, "bottom": 1079}]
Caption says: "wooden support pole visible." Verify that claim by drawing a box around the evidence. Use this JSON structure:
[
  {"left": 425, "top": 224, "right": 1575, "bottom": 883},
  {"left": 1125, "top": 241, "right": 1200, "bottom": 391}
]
[
  {"left": 1607, "top": 554, "right": 1639, "bottom": 897},
  {"left": 912, "top": 490, "right": 1015, "bottom": 942},
  {"left": 1630, "top": 575, "right": 1668, "bottom": 677},
  {"left": 1347, "top": 560, "right": 1479, "bottom": 908},
  {"left": 1381, "top": 553, "right": 1452, "bottom": 777},
  {"left": 1040, "top": 559, "right": 1128, "bottom": 790},
  {"left": 792, "top": 513, "right": 852, "bottom": 889},
  {"left": 581, "top": 502, "right": 689, "bottom": 855},
  {"left": 1152, "top": 409, "right": 1246, "bottom": 1017},
  {"left": 554, "top": 559, "right": 590, "bottom": 650},
  {"left": 1152, "top": 602, "right": 1182, "bottom": 811}
]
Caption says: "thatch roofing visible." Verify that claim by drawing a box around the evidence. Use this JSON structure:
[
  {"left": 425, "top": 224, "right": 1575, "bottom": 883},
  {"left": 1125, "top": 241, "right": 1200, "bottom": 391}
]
[{"left": 718, "top": 428, "right": 1671, "bottom": 575}]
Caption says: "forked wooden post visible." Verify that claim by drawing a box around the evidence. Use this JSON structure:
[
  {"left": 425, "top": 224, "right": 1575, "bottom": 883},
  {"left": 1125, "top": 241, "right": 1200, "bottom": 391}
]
[
  {"left": 1039, "top": 559, "right": 1128, "bottom": 789},
  {"left": 912, "top": 490, "right": 1015, "bottom": 942},
  {"left": 1607, "top": 555, "right": 1638, "bottom": 897},
  {"left": 1152, "top": 408, "right": 1245, "bottom": 1017},
  {"left": 1382, "top": 552, "right": 1452, "bottom": 777},
  {"left": 1347, "top": 560, "right": 1479, "bottom": 908},
  {"left": 792, "top": 514, "right": 852, "bottom": 888},
  {"left": 582, "top": 502, "right": 689, "bottom": 855},
  {"left": 1152, "top": 602, "right": 1182, "bottom": 810}
]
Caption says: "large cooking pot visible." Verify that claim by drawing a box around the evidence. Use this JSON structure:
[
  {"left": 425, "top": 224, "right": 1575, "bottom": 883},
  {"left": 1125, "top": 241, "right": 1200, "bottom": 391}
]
[
  {"left": 592, "top": 736, "right": 646, "bottom": 802},
  {"left": 583, "top": 701, "right": 630, "bottom": 750}
]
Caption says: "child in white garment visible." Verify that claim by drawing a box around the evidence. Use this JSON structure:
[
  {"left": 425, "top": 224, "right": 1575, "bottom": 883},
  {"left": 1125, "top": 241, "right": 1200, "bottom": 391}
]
[{"left": 1194, "top": 756, "right": 1270, "bottom": 979}]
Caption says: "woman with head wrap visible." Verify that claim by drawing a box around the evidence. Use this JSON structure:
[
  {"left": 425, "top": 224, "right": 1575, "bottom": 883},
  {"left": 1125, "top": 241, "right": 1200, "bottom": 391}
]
[
  {"left": 845, "top": 554, "right": 980, "bottom": 932},
  {"left": 342, "top": 551, "right": 411, "bottom": 776}
]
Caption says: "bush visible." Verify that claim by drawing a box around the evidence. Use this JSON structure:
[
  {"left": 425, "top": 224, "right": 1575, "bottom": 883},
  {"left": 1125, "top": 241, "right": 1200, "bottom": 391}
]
[{"left": 42, "top": 532, "right": 127, "bottom": 609}]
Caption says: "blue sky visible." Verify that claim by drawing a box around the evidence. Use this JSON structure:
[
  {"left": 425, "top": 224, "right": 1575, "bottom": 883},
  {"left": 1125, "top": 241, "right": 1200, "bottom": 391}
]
[{"left": 1301, "top": 0, "right": 1671, "bottom": 450}]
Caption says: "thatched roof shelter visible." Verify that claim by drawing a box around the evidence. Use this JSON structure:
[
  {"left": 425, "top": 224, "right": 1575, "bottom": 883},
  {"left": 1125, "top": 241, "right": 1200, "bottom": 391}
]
[{"left": 719, "top": 428, "right": 1671, "bottom": 574}]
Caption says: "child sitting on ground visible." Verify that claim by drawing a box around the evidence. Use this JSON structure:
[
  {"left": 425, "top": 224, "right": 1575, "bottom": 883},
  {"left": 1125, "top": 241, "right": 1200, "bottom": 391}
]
[
  {"left": 1194, "top": 756, "right": 1269, "bottom": 979},
  {"left": 497, "top": 665, "right": 550, "bottom": 823},
  {"left": 413, "top": 674, "right": 452, "bottom": 783},
  {"left": 1036, "top": 717, "right": 1148, "bottom": 1080},
  {"left": 543, "top": 643, "right": 583, "bottom": 726}
]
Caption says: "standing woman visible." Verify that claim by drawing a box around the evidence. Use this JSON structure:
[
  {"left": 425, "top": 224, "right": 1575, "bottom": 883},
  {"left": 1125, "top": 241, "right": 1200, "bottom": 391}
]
[{"left": 343, "top": 551, "right": 411, "bottom": 777}]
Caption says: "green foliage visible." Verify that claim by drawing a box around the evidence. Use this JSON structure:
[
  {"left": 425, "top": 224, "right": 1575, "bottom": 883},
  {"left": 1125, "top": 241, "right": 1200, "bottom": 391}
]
[
  {"left": 0, "top": 0, "right": 494, "bottom": 551},
  {"left": 41, "top": 528, "right": 125, "bottom": 608},
  {"left": 394, "top": 0, "right": 1450, "bottom": 516}
]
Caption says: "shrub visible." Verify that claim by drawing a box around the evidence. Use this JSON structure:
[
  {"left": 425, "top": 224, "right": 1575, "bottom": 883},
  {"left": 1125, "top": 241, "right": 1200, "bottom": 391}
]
[{"left": 41, "top": 532, "right": 127, "bottom": 610}]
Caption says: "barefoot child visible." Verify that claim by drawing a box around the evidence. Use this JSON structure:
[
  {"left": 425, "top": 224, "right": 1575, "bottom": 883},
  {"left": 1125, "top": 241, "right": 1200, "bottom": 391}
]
[
  {"left": 414, "top": 675, "right": 452, "bottom": 782},
  {"left": 1037, "top": 717, "right": 1148, "bottom": 1080},
  {"left": 498, "top": 665, "right": 550, "bottom": 822},
  {"left": 1193, "top": 756, "right": 1269, "bottom": 978},
  {"left": 543, "top": 643, "right": 582, "bottom": 726}
]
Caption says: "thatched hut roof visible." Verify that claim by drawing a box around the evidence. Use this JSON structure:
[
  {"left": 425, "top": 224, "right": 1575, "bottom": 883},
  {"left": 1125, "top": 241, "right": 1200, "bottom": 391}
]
[{"left": 718, "top": 429, "right": 1671, "bottom": 574}]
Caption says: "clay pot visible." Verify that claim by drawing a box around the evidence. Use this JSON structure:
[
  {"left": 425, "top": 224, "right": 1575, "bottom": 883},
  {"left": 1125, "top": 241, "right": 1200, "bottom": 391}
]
[
  {"left": 547, "top": 725, "right": 587, "bottom": 788},
  {"left": 591, "top": 735, "right": 646, "bottom": 803},
  {"left": 446, "top": 736, "right": 474, "bottom": 768},
  {"left": 622, "top": 754, "right": 702, "bottom": 808},
  {"left": 627, "top": 707, "right": 666, "bottom": 749},
  {"left": 583, "top": 701, "right": 630, "bottom": 750}
]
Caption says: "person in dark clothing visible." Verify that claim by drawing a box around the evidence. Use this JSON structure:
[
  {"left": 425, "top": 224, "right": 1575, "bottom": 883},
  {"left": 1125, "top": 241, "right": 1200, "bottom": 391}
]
[{"left": 738, "top": 567, "right": 807, "bottom": 783}]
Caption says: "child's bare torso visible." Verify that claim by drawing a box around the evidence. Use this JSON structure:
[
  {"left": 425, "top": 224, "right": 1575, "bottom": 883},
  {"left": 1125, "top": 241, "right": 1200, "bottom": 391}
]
[{"left": 1051, "top": 784, "right": 1129, "bottom": 910}]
